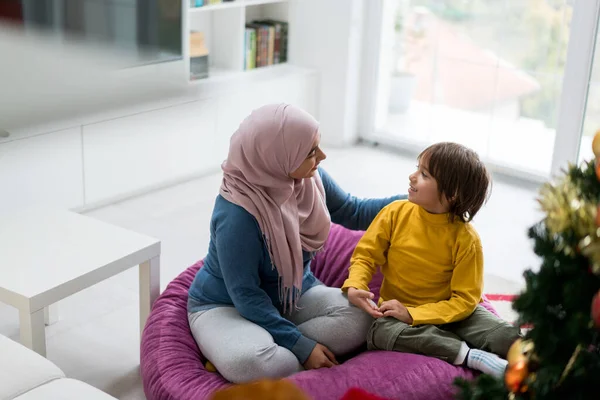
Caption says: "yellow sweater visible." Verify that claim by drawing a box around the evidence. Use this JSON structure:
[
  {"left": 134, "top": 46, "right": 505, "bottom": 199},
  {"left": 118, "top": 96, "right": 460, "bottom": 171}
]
[{"left": 341, "top": 200, "right": 483, "bottom": 326}]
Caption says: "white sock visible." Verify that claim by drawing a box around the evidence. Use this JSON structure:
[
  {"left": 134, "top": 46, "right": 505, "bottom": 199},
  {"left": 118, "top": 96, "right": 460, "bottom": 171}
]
[
  {"left": 466, "top": 348, "right": 508, "bottom": 378},
  {"left": 453, "top": 341, "right": 470, "bottom": 365}
]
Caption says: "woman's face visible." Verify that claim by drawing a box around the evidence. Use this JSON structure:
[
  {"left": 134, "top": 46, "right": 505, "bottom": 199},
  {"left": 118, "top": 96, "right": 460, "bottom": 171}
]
[{"left": 289, "top": 135, "right": 327, "bottom": 179}]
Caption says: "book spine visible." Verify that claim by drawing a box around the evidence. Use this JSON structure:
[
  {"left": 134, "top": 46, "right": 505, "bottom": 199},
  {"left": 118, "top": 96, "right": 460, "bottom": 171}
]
[
  {"left": 250, "top": 30, "right": 256, "bottom": 69},
  {"left": 263, "top": 27, "right": 269, "bottom": 67},
  {"left": 264, "top": 28, "right": 269, "bottom": 66},
  {"left": 273, "top": 23, "right": 281, "bottom": 64},
  {"left": 281, "top": 22, "right": 288, "bottom": 63},
  {"left": 260, "top": 27, "right": 267, "bottom": 67},
  {"left": 244, "top": 28, "right": 250, "bottom": 70},
  {"left": 267, "top": 26, "right": 275, "bottom": 66},
  {"left": 255, "top": 27, "right": 261, "bottom": 67}
]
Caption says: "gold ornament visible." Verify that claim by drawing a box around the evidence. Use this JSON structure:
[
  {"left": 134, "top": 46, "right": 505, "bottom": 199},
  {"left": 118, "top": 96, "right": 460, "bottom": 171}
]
[
  {"left": 539, "top": 168, "right": 600, "bottom": 273},
  {"left": 507, "top": 339, "right": 536, "bottom": 365},
  {"left": 593, "top": 130, "right": 600, "bottom": 158},
  {"left": 579, "top": 234, "right": 600, "bottom": 275},
  {"left": 505, "top": 339, "right": 538, "bottom": 395},
  {"left": 538, "top": 176, "right": 597, "bottom": 239}
]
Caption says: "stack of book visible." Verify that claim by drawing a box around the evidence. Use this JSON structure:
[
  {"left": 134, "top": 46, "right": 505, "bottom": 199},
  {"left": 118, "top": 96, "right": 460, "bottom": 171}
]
[{"left": 244, "top": 20, "right": 288, "bottom": 70}]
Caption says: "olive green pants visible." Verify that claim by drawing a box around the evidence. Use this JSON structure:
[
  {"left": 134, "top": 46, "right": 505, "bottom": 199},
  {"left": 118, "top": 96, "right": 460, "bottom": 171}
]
[{"left": 367, "top": 305, "right": 521, "bottom": 363}]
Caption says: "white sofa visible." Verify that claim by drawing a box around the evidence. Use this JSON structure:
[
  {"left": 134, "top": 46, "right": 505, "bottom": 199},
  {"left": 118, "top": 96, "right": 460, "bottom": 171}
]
[{"left": 0, "top": 334, "right": 116, "bottom": 400}]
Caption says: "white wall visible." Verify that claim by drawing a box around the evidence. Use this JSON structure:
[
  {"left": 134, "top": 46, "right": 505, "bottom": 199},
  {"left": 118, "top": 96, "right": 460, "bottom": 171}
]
[
  {"left": 0, "top": 67, "right": 318, "bottom": 212},
  {"left": 288, "top": 0, "right": 366, "bottom": 147}
]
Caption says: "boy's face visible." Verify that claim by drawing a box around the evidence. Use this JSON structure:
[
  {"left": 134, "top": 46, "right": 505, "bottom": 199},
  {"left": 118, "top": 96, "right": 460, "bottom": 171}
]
[{"left": 408, "top": 160, "right": 450, "bottom": 214}]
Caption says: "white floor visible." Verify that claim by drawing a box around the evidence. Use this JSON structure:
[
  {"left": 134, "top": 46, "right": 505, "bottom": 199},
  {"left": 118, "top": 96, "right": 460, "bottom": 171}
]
[{"left": 0, "top": 144, "right": 542, "bottom": 399}]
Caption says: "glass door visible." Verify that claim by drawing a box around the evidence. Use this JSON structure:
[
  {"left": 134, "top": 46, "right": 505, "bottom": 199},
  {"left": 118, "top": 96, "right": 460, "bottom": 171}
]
[
  {"left": 575, "top": 3, "right": 600, "bottom": 167},
  {"left": 363, "top": 0, "right": 599, "bottom": 181}
]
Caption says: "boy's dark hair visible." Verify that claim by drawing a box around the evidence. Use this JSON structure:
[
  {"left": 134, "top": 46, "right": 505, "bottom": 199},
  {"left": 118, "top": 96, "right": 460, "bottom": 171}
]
[{"left": 418, "top": 142, "right": 491, "bottom": 223}]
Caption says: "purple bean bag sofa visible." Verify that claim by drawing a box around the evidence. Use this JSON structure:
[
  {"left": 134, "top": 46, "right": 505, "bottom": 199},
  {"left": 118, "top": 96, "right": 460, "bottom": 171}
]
[{"left": 141, "top": 223, "right": 499, "bottom": 400}]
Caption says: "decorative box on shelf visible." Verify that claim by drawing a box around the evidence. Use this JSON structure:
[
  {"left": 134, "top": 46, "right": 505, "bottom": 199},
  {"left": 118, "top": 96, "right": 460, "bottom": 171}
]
[{"left": 190, "top": 31, "right": 209, "bottom": 80}]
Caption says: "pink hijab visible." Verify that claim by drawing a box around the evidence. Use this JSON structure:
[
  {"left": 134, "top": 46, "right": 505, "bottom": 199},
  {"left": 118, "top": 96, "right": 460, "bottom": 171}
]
[{"left": 220, "top": 104, "right": 331, "bottom": 312}]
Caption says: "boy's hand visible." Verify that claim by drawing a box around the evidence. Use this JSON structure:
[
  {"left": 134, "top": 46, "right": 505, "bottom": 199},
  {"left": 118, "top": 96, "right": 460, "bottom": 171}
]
[
  {"left": 379, "top": 299, "right": 413, "bottom": 324},
  {"left": 347, "top": 287, "right": 383, "bottom": 318}
]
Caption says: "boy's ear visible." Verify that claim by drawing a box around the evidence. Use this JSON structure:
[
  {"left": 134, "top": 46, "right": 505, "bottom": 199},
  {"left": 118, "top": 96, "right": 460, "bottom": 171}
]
[{"left": 444, "top": 192, "right": 457, "bottom": 207}]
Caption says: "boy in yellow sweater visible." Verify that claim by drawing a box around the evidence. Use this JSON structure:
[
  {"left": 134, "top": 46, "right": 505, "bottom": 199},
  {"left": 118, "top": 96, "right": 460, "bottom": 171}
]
[{"left": 342, "top": 142, "right": 521, "bottom": 378}]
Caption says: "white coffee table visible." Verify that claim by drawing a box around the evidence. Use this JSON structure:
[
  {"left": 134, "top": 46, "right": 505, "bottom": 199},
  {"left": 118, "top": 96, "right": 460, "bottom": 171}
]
[{"left": 0, "top": 208, "right": 161, "bottom": 357}]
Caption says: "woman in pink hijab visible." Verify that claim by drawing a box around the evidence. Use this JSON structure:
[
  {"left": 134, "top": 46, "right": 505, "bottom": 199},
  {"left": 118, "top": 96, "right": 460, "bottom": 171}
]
[{"left": 188, "top": 104, "right": 405, "bottom": 383}]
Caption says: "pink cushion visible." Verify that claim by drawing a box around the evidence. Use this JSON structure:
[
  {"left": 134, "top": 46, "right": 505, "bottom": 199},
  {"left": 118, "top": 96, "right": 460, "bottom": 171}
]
[{"left": 141, "top": 224, "right": 495, "bottom": 400}]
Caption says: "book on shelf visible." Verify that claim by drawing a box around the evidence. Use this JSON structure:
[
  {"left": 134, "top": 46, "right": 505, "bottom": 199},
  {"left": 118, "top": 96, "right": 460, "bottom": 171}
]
[
  {"left": 244, "top": 27, "right": 257, "bottom": 70},
  {"left": 244, "top": 20, "right": 288, "bottom": 71},
  {"left": 245, "top": 23, "right": 262, "bottom": 68},
  {"left": 190, "top": 0, "right": 235, "bottom": 7}
]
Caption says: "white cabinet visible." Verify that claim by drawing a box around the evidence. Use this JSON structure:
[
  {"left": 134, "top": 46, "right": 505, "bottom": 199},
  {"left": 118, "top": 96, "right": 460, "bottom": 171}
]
[
  {"left": 0, "top": 128, "right": 83, "bottom": 210},
  {"left": 82, "top": 100, "right": 218, "bottom": 205},
  {"left": 0, "top": 66, "right": 317, "bottom": 211}
]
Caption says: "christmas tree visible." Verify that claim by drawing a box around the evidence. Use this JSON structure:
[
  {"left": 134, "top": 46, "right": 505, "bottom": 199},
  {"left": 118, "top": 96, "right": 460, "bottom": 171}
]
[{"left": 455, "top": 134, "right": 600, "bottom": 400}]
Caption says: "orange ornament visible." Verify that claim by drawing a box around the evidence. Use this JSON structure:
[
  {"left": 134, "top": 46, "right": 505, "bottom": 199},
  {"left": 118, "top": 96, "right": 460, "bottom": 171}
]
[
  {"left": 211, "top": 379, "right": 310, "bottom": 400},
  {"left": 505, "top": 360, "right": 530, "bottom": 393},
  {"left": 593, "top": 130, "right": 600, "bottom": 158}
]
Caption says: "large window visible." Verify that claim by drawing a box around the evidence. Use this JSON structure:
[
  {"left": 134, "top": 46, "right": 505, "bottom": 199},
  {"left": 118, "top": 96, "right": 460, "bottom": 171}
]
[
  {"left": 366, "top": 0, "right": 599, "bottom": 180},
  {"left": 579, "top": 25, "right": 600, "bottom": 164}
]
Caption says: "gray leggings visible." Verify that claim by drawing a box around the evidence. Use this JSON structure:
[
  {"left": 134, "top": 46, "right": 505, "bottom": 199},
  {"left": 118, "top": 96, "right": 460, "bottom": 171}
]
[{"left": 188, "top": 285, "right": 373, "bottom": 383}]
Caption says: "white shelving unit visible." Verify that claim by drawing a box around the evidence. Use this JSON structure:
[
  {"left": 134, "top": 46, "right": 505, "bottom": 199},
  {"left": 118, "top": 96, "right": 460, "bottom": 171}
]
[
  {"left": 0, "top": 0, "right": 364, "bottom": 212},
  {"left": 185, "top": 0, "right": 290, "bottom": 84},
  {"left": 189, "top": 0, "right": 288, "bottom": 13}
]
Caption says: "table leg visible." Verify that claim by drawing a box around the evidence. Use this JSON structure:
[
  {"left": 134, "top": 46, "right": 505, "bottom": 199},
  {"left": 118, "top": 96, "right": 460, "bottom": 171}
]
[
  {"left": 139, "top": 256, "right": 160, "bottom": 337},
  {"left": 20, "top": 308, "right": 46, "bottom": 356},
  {"left": 44, "top": 304, "right": 59, "bottom": 326}
]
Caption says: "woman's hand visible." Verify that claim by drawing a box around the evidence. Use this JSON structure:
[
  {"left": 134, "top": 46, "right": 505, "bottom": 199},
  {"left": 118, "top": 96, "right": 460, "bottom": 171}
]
[
  {"left": 347, "top": 287, "right": 383, "bottom": 318},
  {"left": 303, "top": 343, "right": 339, "bottom": 370},
  {"left": 379, "top": 299, "right": 413, "bottom": 324}
]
